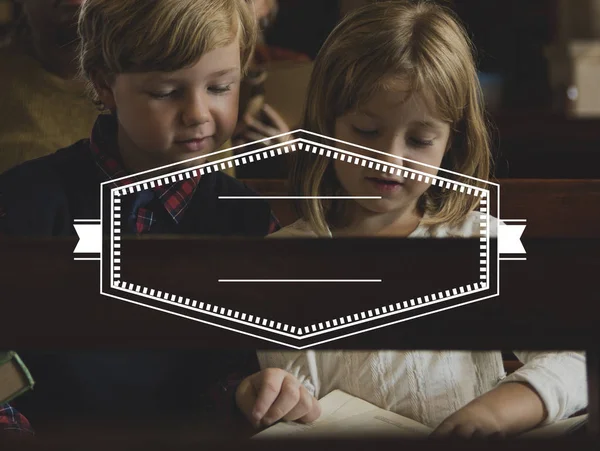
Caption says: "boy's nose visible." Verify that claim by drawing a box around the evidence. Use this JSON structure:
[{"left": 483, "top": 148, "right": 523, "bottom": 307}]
[{"left": 181, "top": 93, "right": 210, "bottom": 127}]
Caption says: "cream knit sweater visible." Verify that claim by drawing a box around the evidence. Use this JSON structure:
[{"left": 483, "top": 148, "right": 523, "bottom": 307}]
[{"left": 258, "top": 213, "right": 588, "bottom": 428}]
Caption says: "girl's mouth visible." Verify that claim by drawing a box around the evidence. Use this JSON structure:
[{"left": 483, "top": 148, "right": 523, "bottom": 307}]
[{"left": 365, "top": 177, "right": 404, "bottom": 193}]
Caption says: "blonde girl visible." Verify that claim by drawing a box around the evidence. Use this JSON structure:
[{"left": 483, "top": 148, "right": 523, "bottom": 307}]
[{"left": 235, "top": 0, "right": 587, "bottom": 438}]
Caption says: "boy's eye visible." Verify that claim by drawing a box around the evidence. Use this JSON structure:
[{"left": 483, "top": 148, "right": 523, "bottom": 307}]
[
  {"left": 409, "top": 137, "right": 434, "bottom": 147},
  {"left": 208, "top": 83, "right": 233, "bottom": 94},
  {"left": 351, "top": 125, "right": 379, "bottom": 136}
]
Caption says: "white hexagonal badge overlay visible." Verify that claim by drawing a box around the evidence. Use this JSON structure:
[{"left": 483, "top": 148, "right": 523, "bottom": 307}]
[{"left": 74, "top": 130, "right": 526, "bottom": 348}]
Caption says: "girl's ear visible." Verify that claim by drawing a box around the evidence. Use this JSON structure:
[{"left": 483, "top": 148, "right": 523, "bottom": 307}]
[{"left": 91, "top": 71, "right": 117, "bottom": 110}]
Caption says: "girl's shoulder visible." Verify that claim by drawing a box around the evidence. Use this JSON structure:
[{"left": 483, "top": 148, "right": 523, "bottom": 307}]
[
  {"left": 269, "top": 213, "right": 501, "bottom": 239},
  {"left": 268, "top": 218, "right": 321, "bottom": 238},
  {"left": 414, "top": 211, "right": 501, "bottom": 238}
]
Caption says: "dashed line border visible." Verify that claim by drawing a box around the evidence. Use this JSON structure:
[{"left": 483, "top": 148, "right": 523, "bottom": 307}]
[{"left": 107, "top": 135, "right": 493, "bottom": 339}]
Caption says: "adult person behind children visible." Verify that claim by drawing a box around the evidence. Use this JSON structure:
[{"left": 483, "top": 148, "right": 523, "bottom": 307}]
[
  {"left": 0, "top": 0, "right": 98, "bottom": 174},
  {"left": 1, "top": 0, "right": 276, "bottom": 429}
]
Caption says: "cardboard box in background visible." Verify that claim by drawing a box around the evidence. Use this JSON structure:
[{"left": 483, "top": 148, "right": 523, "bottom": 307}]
[{"left": 546, "top": 41, "right": 600, "bottom": 118}]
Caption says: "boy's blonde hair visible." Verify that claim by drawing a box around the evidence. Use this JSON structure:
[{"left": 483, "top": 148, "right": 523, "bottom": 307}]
[
  {"left": 292, "top": 0, "right": 492, "bottom": 235},
  {"left": 78, "top": 0, "right": 257, "bottom": 109}
]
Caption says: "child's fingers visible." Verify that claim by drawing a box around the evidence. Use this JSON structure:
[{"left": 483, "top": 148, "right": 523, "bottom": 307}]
[
  {"left": 235, "top": 378, "right": 260, "bottom": 428},
  {"left": 430, "top": 420, "right": 456, "bottom": 437},
  {"left": 451, "top": 424, "right": 477, "bottom": 439},
  {"left": 261, "top": 375, "right": 303, "bottom": 426},
  {"left": 250, "top": 368, "right": 287, "bottom": 423},
  {"left": 262, "top": 104, "right": 290, "bottom": 132},
  {"left": 244, "top": 114, "right": 279, "bottom": 138},
  {"left": 242, "top": 130, "right": 271, "bottom": 145},
  {"left": 282, "top": 384, "right": 316, "bottom": 422},
  {"left": 295, "top": 389, "right": 322, "bottom": 424}
]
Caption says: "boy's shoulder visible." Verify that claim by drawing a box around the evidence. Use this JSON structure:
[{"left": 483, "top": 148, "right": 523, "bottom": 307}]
[
  {"left": 192, "top": 171, "right": 276, "bottom": 236},
  {"left": 0, "top": 140, "right": 99, "bottom": 235},
  {"left": 0, "top": 140, "right": 95, "bottom": 194},
  {"left": 207, "top": 171, "right": 263, "bottom": 197}
]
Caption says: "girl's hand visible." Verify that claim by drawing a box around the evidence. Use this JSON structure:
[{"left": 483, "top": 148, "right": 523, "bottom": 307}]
[
  {"left": 430, "top": 399, "right": 505, "bottom": 439},
  {"left": 235, "top": 368, "right": 321, "bottom": 429},
  {"left": 233, "top": 104, "right": 291, "bottom": 148},
  {"left": 431, "top": 382, "right": 547, "bottom": 439}
]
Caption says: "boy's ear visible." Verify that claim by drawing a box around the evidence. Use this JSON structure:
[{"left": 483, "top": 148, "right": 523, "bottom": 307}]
[{"left": 91, "top": 71, "right": 117, "bottom": 110}]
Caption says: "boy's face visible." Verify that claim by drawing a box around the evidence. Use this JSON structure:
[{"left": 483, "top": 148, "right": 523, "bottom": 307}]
[
  {"left": 333, "top": 81, "right": 451, "bottom": 218},
  {"left": 98, "top": 41, "right": 241, "bottom": 172}
]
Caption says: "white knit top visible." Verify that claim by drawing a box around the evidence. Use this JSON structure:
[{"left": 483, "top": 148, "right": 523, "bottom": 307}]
[{"left": 258, "top": 213, "right": 588, "bottom": 428}]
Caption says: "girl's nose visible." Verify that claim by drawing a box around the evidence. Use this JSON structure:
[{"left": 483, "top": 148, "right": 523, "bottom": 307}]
[{"left": 375, "top": 136, "right": 407, "bottom": 167}]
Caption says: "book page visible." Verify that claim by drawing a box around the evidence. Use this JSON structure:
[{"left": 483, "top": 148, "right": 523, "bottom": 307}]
[
  {"left": 302, "top": 408, "right": 432, "bottom": 439},
  {"left": 254, "top": 390, "right": 432, "bottom": 439},
  {"left": 253, "top": 390, "right": 361, "bottom": 439}
]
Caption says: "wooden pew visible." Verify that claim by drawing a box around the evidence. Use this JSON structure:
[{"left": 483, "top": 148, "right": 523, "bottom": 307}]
[
  {"left": 1, "top": 179, "right": 598, "bottom": 447},
  {"left": 490, "top": 114, "right": 600, "bottom": 179},
  {"left": 241, "top": 177, "right": 600, "bottom": 376},
  {"left": 0, "top": 236, "right": 599, "bottom": 448},
  {"left": 241, "top": 178, "right": 600, "bottom": 238}
]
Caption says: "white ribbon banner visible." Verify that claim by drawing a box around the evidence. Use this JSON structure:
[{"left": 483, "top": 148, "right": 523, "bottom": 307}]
[
  {"left": 498, "top": 223, "right": 526, "bottom": 254},
  {"left": 73, "top": 222, "right": 526, "bottom": 255},
  {"left": 73, "top": 224, "right": 102, "bottom": 254}
]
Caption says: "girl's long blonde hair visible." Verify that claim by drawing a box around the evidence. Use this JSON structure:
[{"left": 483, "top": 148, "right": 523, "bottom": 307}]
[{"left": 291, "top": 0, "right": 492, "bottom": 236}]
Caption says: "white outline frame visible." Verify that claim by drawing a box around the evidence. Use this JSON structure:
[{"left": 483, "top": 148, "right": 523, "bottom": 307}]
[{"left": 83, "top": 130, "right": 500, "bottom": 348}]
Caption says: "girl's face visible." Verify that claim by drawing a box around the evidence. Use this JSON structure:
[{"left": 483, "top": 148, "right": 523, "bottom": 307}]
[{"left": 333, "top": 82, "right": 451, "bottom": 222}]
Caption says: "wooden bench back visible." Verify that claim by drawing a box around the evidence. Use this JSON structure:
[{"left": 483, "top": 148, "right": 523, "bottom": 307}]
[{"left": 242, "top": 179, "right": 600, "bottom": 238}]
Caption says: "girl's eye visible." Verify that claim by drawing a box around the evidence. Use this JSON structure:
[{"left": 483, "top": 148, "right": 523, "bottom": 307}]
[
  {"left": 209, "top": 84, "right": 233, "bottom": 94},
  {"left": 149, "top": 90, "right": 176, "bottom": 99},
  {"left": 351, "top": 125, "right": 379, "bottom": 136},
  {"left": 409, "top": 137, "right": 434, "bottom": 148}
]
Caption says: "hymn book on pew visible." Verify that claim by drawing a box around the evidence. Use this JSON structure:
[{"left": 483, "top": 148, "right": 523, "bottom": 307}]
[
  {"left": 0, "top": 351, "right": 35, "bottom": 404},
  {"left": 254, "top": 390, "right": 588, "bottom": 440}
]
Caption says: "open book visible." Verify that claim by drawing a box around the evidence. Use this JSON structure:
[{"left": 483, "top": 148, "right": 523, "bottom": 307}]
[{"left": 254, "top": 390, "right": 588, "bottom": 440}]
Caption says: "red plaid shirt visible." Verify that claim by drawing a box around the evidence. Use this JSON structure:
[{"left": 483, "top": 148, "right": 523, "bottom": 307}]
[
  {"left": 90, "top": 115, "right": 280, "bottom": 235},
  {"left": 90, "top": 116, "right": 201, "bottom": 234}
]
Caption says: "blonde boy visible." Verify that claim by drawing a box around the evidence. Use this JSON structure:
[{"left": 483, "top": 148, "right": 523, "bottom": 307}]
[{"left": 1, "top": 0, "right": 275, "bottom": 422}]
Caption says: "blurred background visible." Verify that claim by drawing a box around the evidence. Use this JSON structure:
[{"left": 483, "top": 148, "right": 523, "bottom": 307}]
[
  {"left": 1, "top": 0, "right": 599, "bottom": 178},
  {"left": 0, "top": 2, "right": 597, "bottom": 443}
]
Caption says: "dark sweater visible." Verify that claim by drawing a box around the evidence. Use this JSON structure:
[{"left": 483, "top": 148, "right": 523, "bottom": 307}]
[
  {"left": 0, "top": 139, "right": 272, "bottom": 236},
  {"left": 0, "top": 140, "right": 269, "bottom": 425}
]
